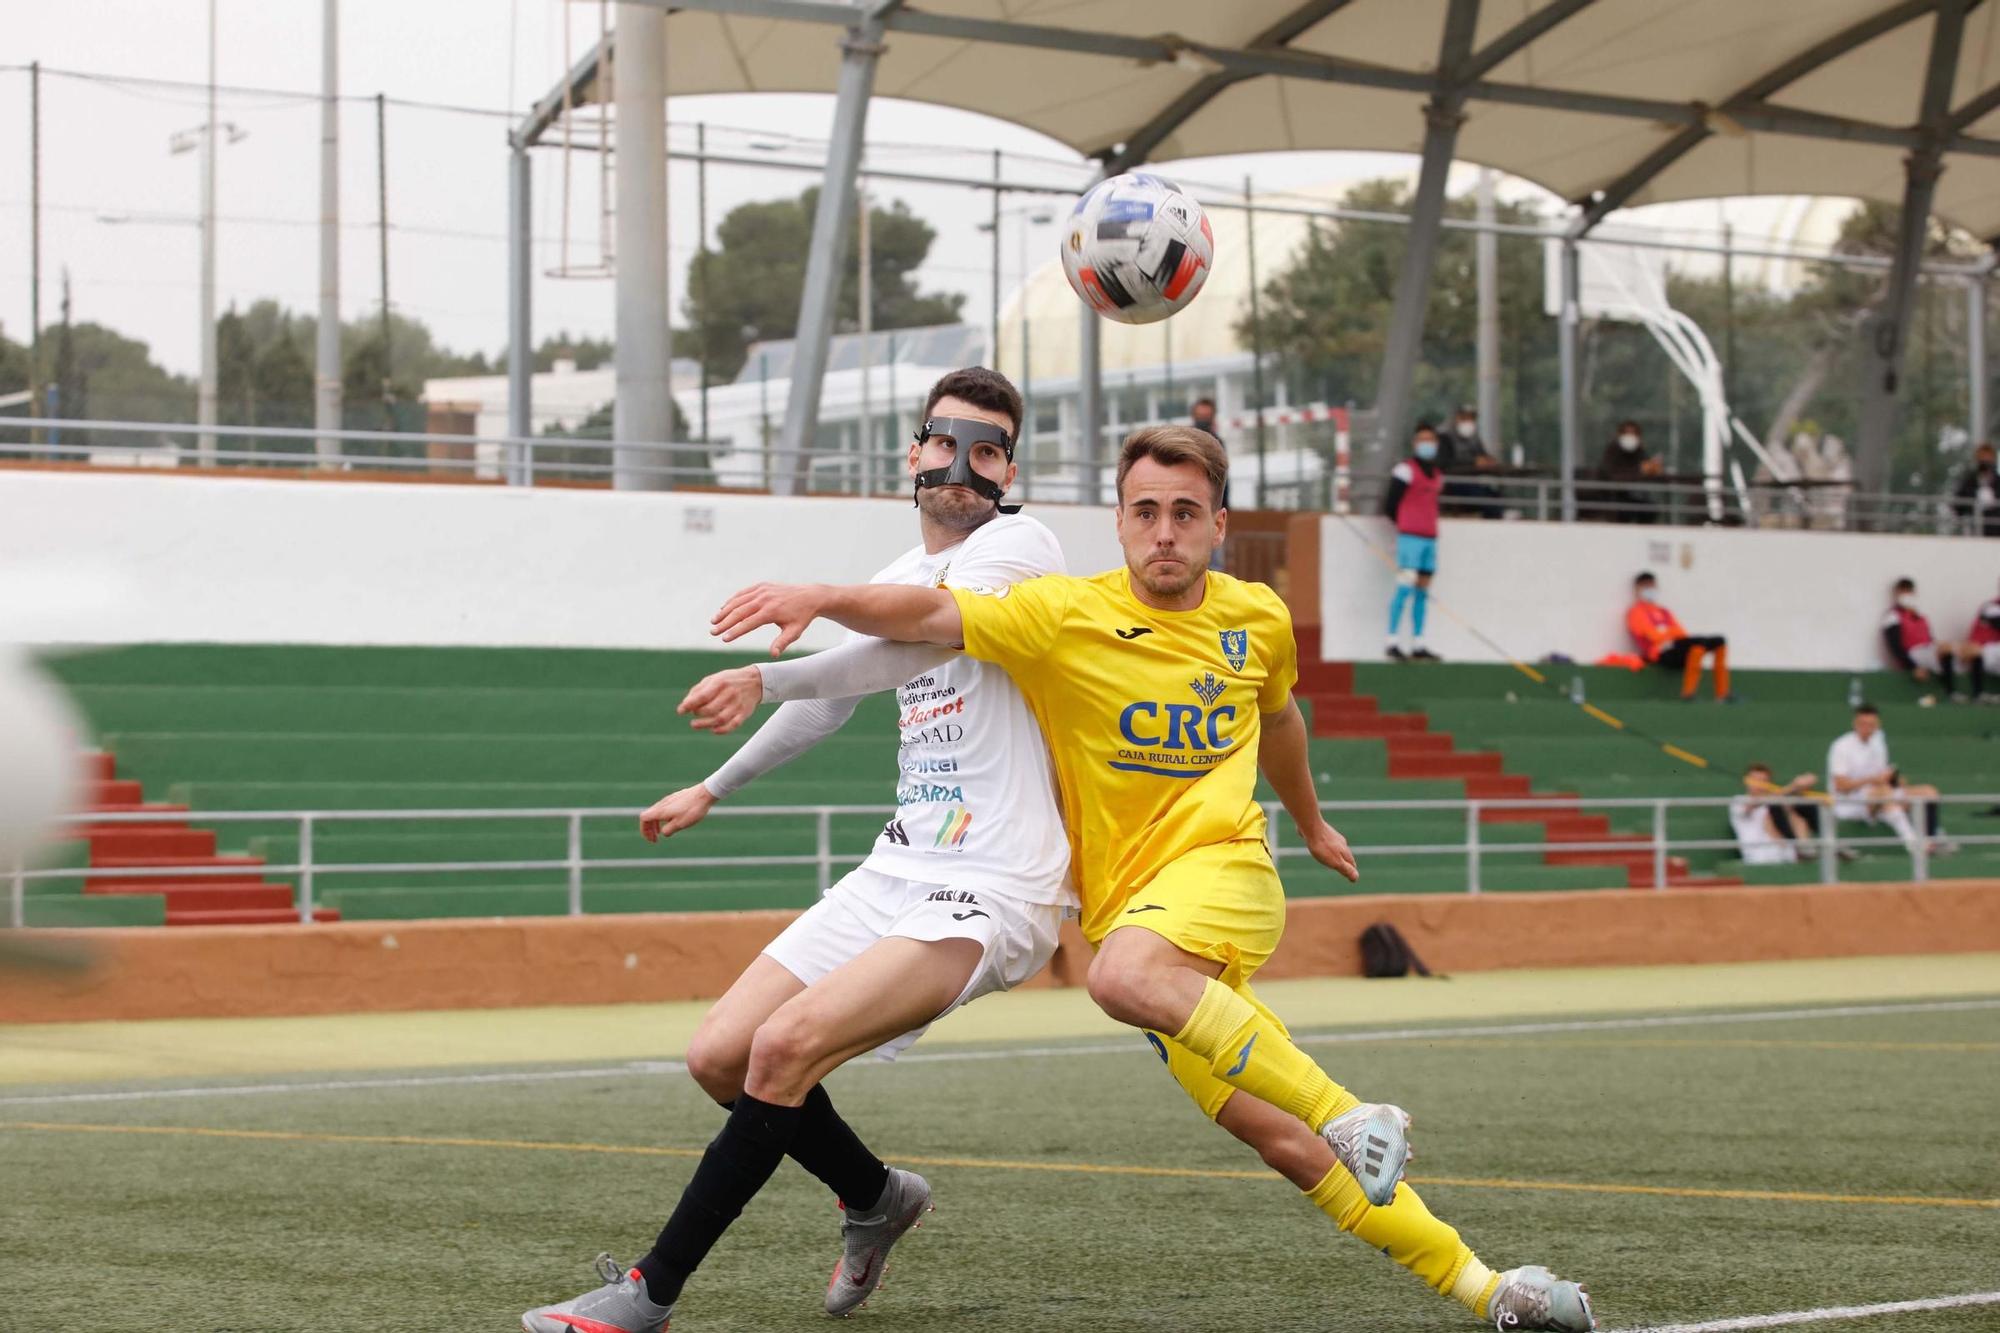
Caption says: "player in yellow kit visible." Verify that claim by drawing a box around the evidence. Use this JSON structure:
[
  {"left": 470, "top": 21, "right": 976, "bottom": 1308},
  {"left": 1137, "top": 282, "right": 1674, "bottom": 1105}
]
[{"left": 707, "top": 426, "right": 1595, "bottom": 1330}]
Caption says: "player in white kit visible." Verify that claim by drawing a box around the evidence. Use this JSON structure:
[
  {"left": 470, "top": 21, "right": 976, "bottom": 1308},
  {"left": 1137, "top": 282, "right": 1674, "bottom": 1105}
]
[{"left": 523, "top": 369, "right": 1076, "bottom": 1333}]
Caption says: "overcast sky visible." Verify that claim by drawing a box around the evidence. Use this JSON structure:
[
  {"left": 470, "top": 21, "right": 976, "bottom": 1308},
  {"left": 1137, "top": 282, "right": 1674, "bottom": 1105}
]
[{"left": 1, "top": 0, "right": 1481, "bottom": 382}]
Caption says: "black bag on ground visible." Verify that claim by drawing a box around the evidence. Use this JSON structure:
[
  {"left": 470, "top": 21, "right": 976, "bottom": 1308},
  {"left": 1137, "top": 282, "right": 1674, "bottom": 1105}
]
[{"left": 1359, "top": 922, "right": 1436, "bottom": 978}]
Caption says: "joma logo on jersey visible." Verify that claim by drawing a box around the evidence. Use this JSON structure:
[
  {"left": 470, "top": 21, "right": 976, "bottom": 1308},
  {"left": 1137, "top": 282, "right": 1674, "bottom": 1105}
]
[{"left": 1118, "top": 701, "right": 1236, "bottom": 751}]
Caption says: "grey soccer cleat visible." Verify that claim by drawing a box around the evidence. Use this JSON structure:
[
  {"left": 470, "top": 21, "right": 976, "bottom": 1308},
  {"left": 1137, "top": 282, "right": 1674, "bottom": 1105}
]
[
  {"left": 1321, "top": 1102, "right": 1412, "bottom": 1207},
  {"left": 522, "top": 1253, "right": 673, "bottom": 1333},
  {"left": 824, "top": 1168, "right": 933, "bottom": 1317},
  {"left": 1489, "top": 1264, "right": 1597, "bottom": 1332}
]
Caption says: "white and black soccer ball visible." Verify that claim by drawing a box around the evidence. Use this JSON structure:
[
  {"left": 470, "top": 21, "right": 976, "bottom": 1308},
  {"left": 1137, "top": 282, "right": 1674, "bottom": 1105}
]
[
  {"left": 0, "top": 649, "right": 87, "bottom": 871},
  {"left": 1061, "top": 173, "right": 1214, "bottom": 325}
]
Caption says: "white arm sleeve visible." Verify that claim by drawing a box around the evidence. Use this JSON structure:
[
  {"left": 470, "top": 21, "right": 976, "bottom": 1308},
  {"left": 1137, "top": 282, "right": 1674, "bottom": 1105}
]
[
  {"left": 758, "top": 637, "right": 957, "bottom": 703},
  {"left": 702, "top": 696, "right": 860, "bottom": 800}
]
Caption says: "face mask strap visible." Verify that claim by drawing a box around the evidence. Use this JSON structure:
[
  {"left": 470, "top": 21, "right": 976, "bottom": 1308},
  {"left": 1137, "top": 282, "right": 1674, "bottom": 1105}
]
[{"left": 912, "top": 416, "right": 1021, "bottom": 514}]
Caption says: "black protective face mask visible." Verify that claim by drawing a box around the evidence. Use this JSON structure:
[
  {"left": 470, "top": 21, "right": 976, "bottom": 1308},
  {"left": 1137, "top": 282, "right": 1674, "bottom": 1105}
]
[{"left": 912, "top": 416, "right": 1021, "bottom": 514}]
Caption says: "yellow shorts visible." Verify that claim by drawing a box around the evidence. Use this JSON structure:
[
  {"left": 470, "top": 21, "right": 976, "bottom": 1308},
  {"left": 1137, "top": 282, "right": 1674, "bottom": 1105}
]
[
  {"left": 1142, "top": 981, "right": 1291, "bottom": 1121},
  {"left": 1092, "top": 837, "right": 1287, "bottom": 990}
]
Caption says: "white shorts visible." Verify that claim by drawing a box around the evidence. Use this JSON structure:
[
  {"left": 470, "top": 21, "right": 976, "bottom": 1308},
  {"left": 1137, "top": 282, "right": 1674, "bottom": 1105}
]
[
  {"left": 761, "top": 866, "right": 1066, "bottom": 1060},
  {"left": 1909, "top": 643, "right": 1944, "bottom": 674},
  {"left": 1983, "top": 643, "right": 2000, "bottom": 672}
]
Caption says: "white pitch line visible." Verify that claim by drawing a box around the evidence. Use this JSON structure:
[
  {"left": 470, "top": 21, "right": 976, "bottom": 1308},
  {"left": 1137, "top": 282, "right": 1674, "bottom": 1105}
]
[
  {"left": 3, "top": 996, "right": 1997, "bottom": 1107},
  {"left": 1620, "top": 1289, "right": 2000, "bottom": 1332}
]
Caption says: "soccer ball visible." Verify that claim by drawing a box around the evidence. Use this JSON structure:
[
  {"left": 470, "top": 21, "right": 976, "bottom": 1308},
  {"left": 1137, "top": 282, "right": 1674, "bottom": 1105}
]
[{"left": 1061, "top": 173, "right": 1214, "bottom": 325}]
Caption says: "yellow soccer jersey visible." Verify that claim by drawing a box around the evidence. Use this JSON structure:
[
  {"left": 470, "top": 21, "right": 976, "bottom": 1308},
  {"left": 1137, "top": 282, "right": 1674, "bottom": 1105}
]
[{"left": 950, "top": 567, "right": 1297, "bottom": 940}]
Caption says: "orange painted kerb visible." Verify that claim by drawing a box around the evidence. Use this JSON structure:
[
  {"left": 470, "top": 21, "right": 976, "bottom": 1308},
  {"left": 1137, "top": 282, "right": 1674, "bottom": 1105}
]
[{"left": 4, "top": 881, "right": 1999, "bottom": 1023}]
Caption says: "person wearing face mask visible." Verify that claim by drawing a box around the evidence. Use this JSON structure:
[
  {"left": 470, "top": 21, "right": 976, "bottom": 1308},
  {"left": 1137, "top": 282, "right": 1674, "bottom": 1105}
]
[
  {"left": 1967, "top": 580, "right": 2000, "bottom": 703},
  {"left": 1382, "top": 423, "right": 1445, "bottom": 661},
  {"left": 1596, "top": 420, "right": 1665, "bottom": 524},
  {"left": 1952, "top": 442, "right": 2000, "bottom": 537},
  {"left": 1625, "top": 572, "right": 1731, "bottom": 701},
  {"left": 1881, "top": 577, "right": 1976, "bottom": 703},
  {"left": 1440, "top": 405, "right": 1503, "bottom": 519}
]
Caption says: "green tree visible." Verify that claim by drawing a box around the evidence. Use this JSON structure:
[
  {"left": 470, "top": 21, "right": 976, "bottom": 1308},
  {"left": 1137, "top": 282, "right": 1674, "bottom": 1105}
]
[
  {"left": 535, "top": 333, "right": 614, "bottom": 372},
  {"left": 680, "top": 188, "right": 966, "bottom": 383},
  {"left": 1238, "top": 180, "right": 1558, "bottom": 464}
]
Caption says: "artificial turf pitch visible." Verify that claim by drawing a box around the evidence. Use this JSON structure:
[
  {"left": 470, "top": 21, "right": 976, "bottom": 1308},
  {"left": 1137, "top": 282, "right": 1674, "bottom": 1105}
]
[{"left": 2, "top": 960, "right": 1997, "bottom": 1332}]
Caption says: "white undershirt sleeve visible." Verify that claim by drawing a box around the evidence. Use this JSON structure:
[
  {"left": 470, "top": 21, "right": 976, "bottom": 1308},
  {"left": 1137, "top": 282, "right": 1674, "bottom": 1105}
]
[
  {"left": 758, "top": 637, "right": 958, "bottom": 703},
  {"left": 701, "top": 696, "right": 861, "bottom": 800}
]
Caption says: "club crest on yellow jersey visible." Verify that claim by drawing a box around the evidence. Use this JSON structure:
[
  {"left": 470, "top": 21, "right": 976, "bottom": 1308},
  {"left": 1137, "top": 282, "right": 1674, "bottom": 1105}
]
[{"left": 1219, "top": 629, "right": 1248, "bottom": 671}]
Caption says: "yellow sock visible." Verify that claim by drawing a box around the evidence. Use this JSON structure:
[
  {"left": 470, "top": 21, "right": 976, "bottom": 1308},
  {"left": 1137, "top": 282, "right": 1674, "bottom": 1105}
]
[
  {"left": 1306, "top": 1166, "right": 1498, "bottom": 1316},
  {"left": 1173, "top": 977, "right": 1359, "bottom": 1130}
]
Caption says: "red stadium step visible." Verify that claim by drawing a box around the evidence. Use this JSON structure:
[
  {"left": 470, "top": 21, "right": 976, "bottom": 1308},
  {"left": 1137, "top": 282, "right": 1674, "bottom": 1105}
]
[
  {"left": 1308, "top": 694, "right": 1381, "bottom": 720},
  {"left": 89, "top": 779, "right": 145, "bottom": 806},
  {"left": 84, "top": 827, "right": 218, "bottom": 860},
  {"left": 1314, "top": 712, "right": 1431, "bottom": 738},
  {"left": 1544, "top": 827, "right": 1647, "bottom": 846},
  {"left": 1462, "top": 775, "right": 1537, "bottom": 799},
  {"left": 87, "top": 854, "right": 267, "bottom": 892},
  {"left": 1661, "top": 876, "right": 1745, "bottom": 889},
  {"left": 166, "top": 907, "right": 341, "bottom": 927},
  {"left": 1296, "top": 661, "right": 1355, "bottom": 694},
  {"left": 1477, "top": 802, "right": 1584, "bottom": 824},
  {"left": 1382, "top": 733, "right": 1458, "bottom": 757},
  {"left": 79, "top": 804, "right": 191, "bottom": 832},
  {"left": 87, "top": 883, "right": 297, "bottom": 911},
  {"left": 82, "top": 751, "right": 116, "bottom": 781},
  {"left": 1389, "top": 752, "right": 1506, "bottom": 780}
]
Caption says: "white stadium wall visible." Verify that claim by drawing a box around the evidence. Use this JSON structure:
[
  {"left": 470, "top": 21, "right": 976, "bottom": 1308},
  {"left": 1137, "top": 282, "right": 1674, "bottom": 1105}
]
[
  {"left": 1317, "top": 516, "right": 2000, "bottom": 671},
  {"left": 0, "top": 473, "right": 1125, "bottom": 651}
]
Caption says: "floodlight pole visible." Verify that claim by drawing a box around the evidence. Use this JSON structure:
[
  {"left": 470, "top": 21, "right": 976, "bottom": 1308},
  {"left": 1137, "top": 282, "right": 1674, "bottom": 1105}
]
[
  {"left": 199, "top": 0, "right": 219, "bottom": 462},
  {"left": 506, "top": 134, "right": 533, "bottom": 479},
  {"left": 316, "top": 0, "right": 342, "bottom": 462},
  {"left": 775, "top": 8, "right": 892, "bottom": 495},
  {"left": 613, "top": 2, "right": 674, "bottom": 489},
  {"left": 1557, "top": 237, "right": 1581, "bottom": 523},
  {"left": 1971, "top": 274, "right": 1989, "bottom": 444},
  {"left": 1475, "top": 167, "right": 1500, "bottom": 445},
  {"left": 1078, "top": 166, "right": 1106, "bottom": 506},
  {"left": 1370, "top": 0, "right": 1479, "bottom": 458},
  {"left": 1855, "top": 0, "right": 1968, "bottom": 501}
]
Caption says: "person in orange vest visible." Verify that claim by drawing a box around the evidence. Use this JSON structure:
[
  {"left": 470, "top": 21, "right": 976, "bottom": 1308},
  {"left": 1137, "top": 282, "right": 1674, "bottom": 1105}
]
[{"left": 1626, "top": 572, "right": 1732, "bottom": 701}]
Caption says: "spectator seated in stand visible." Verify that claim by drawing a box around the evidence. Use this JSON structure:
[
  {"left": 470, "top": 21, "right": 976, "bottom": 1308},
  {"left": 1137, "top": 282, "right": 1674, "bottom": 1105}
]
[
  {"left": 1826, "top": 703, "right": 1954, "bottom": 858},
  {"left": 1624, "top": 572, "right": 1732, "bottom": 701},
  {"left": 1728, "top": 763, "right": 1825, "bottom": 865},
  {"left": 1969, "top": 576, "right": 2000, "bottom": 704},
  {"left": 1881, "top": 577, "right": 1978, "bottom": 704},
  {"left": 1595, "top": 419, "right": 1664, "bottom": 524}
]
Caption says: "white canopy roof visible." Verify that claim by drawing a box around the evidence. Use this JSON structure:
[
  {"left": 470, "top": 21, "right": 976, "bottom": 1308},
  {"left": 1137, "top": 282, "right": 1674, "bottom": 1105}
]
[{"left": 543, "top": 0, "right": 2000, "bottom": 240}]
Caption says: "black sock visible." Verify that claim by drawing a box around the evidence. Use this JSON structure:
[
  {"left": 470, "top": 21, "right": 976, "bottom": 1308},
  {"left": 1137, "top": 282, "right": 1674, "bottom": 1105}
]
[
  {"left": 788, "top": 1085, "right": 891, "bottom": 1212},
  {"left": 636, "top": 1093, "right": 803, "bottom": 1306},
  {"left": 1940, "top": 656, "right": 1957, "bottom": 695},
  {"left": 1974, "top": 656, "right": 1987, "bottom": 696}
]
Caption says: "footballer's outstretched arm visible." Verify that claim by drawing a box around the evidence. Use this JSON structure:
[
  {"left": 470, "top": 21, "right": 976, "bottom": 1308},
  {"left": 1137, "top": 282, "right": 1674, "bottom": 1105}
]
[
  {"left": 1258, "top": 696, "right": 1360, "bottom": 882},
  {"left": 678, "top": 637, "right": 956, "bottom": 735},
  {"left": 712, "top": 582, "right": 963, "bottom": 655}
]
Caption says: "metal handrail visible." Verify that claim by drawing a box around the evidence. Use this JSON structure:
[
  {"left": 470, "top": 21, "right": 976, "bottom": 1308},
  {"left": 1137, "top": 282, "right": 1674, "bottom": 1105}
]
[{"left": 12, "top": 792, "right": 1997, "bottom": 927}]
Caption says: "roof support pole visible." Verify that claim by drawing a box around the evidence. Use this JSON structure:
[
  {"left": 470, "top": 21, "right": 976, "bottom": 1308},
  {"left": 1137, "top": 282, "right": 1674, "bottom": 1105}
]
[
  {"left": 1076, "top": 166, "right": 1106, "bottom": 505},
  {"left": 1557, "top": 237, "right": 1581, "bottom": 523},
  {"left": 775, "top": 15, "right": 887, "bottom": 496},
  {"left": 1855, "top": 0, "right": 1968, "bottom": 500},
  {"left": 506, "top": 134, "right": 533, "bottom": 483},
  {"left": 1371, "top": 0, "right": 1479, "bottom": 456},
  {"left": 613, "top": 2, "right": 674, "bottom": 489}
]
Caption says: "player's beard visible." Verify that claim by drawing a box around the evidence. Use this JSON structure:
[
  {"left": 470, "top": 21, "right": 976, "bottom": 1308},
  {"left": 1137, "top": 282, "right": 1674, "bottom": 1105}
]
[
  {"left": 1132, "top": 551, "right": 1206, "bottom": 601},
  {"left": 916, "top": 484, "right": 997, "bottom": 535}
]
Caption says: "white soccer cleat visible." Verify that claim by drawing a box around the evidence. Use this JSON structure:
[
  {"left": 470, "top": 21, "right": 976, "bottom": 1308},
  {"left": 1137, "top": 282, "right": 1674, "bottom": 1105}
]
[
  {"left": 1489, "top": 1264, "right": 1597, "bottom": 1332},
  {"left": 1320, "top": 1102, "right": 1412, "bottom": 1207}
]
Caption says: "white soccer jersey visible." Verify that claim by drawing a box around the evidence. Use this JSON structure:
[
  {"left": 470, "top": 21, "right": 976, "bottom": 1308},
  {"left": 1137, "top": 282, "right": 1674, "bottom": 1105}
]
[
  {"left": 1727, "top": 796, "right": 1797, "bottom": 865},
  {"left": 856, "top": 514, "right": 1077, "bottom": 907},
  {"left": 1827, "top": 729, "right": 1893, "bottom": 821}
]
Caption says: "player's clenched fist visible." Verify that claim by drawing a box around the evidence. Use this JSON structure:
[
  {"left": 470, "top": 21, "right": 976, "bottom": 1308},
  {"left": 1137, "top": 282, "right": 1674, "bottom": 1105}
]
[
  {"left": 679, "top": 665, "right": 763, "bottom": 735},
  {"left": 712, "top": 582, "right": 830, "bottom": 655},
  {"left": 1299, "top": 817, "right": 1360, "bottom": 883},
  {"left": 640, "top": 782, "right": 717, "bottom": 842}
]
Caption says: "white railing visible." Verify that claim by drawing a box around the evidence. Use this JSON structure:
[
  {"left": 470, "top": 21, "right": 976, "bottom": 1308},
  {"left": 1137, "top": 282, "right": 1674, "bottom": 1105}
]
[{"left": 12, "top": 792, "right": 1997, "bottom": 928}]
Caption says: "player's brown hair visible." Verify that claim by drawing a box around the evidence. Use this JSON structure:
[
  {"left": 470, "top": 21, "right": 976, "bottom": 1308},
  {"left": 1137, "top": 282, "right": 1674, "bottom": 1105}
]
[
  {"left": 1116, "top": 425, "right": 1228, "bottom": 509},
  {"left": 922, "top": 367, "right": 1024, "bottom": 439}
]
